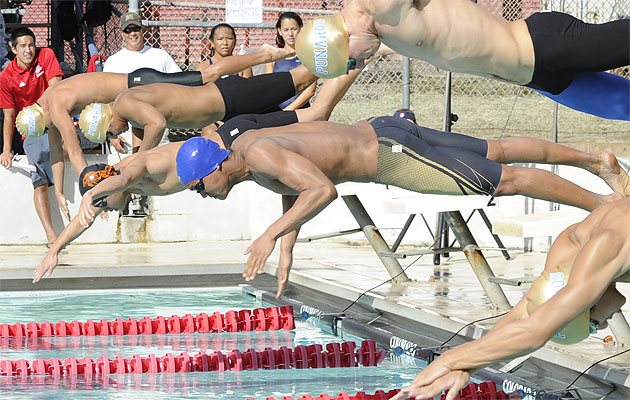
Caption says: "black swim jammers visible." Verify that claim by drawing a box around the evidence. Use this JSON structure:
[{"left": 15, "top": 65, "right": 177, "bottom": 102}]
[
  {"left": 524, "top": 12, "right": 630, "bottom": 94},
  {"left": 214, "top": 72, "right": 296, "bottom": 121},
  {"left": 217, "top": 110, "right": 299, "bottom": 148},
  {"left": 369, "top": 117, "right": 502, "bottom": 196},
  {"left": 127, "top": 68, "right": 204, "bottom": 88}
]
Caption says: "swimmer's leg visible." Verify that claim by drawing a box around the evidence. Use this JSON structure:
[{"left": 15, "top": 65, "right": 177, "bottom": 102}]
[
  {"left": 298, "top": 67, "right": 363, "bottom": 122},
  {"left": 486, "top": 136, "right": 630, "bottom": 196},
  {"left": 494, "top": 165, "right": 621, "bottom": 211},
  {"left": 289, "top": 65, "right": 319, "bottom": 93},
  {"left": 535, "top": 72, "right": 630, "bottom": 121}
]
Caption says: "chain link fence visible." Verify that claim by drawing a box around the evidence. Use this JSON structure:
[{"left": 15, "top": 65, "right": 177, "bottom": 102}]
[{"left": 7, "top": 0, "right": 629, "bottom": 142}]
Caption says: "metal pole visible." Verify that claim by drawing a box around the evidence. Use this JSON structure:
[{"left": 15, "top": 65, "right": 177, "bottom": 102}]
[
  {"left": 142, "top": 20, "right": 275, "bottom": 28},
  {"left": 402, "top": 56, "right": 410, "bottom": 109},
  {"left": 443, "top": 72, "right": 452, "bottom": 132},
  {"left": 548, "top": 102, "right": 560, "bottom": 249},
  {"left": 442, "top": 211, "right": 511, "bottom": 311},
  {"left": 129, "top": 0, "right": 140, "bottom": 13},
  {"left": 434, "top": 71, "right": 454, "bottom": 264},
  {"left": 391, "top": 214, "right": 415, "bottom": 252},
  {"left": 342, "top": 195, "right": 410, "bottom": 283},
  {"left": 607, "top": 311, "right": 630, "bottom": 346}
]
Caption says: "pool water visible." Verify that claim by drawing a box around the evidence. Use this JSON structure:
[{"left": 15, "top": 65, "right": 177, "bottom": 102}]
[{"left": 0, "top": 288, "right": 421, "bottom": 399}]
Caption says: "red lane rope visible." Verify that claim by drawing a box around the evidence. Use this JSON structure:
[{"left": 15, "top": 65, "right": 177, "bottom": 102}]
[
  {"left": 0, "top": 339, "right": 385, "bottom": 376},
  {"left": 232, "top": 382, "right": 523, "bottom": 400},
  {"left": 0, "top": 306, "right": 295, "bottom": 338}
]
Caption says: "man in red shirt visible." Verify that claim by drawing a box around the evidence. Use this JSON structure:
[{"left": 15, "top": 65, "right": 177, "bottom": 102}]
[{"left": 0, "top": 28, "right": 64, "bottom": 246}]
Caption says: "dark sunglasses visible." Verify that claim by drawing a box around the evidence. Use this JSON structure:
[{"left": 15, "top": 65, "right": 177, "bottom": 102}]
[
  {"left": 122, "top": 26, "right": 142, "bottom": 34},
  {"left": 191, "top": 180, "right": 205, "bottom": 194}
]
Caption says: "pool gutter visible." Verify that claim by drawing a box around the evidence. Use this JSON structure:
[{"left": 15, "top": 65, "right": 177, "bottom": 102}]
[{"left": 243, "top": 266, "right": 630, "bottom": 400}]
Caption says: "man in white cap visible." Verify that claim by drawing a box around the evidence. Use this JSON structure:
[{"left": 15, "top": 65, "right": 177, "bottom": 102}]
[
  {"left": 104, "top": 11, "right": 181, "bottom": 75},
  {"left": 104, "top": 11, "right": 182, "bottom": 154}
]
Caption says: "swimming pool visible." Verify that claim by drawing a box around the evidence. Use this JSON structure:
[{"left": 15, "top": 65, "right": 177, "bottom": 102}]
[{"left": 0, "top": 287, "right": 421, "bottom": 399}]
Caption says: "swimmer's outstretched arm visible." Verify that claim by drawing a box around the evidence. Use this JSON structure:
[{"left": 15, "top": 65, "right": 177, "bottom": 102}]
[
  {"left": 33, "top": 192, "right": 129, "bottom": 283},
  {"left": 48, "top": 101, "right": 87, "bottom": 174},
  {"left": 275, "top": 195, "right": 300, "bottom": 298},
  {"left": 47, "top": 126, "right": 71, "bottom": 221},
  {"left": 33, "top": 205, "right": 103, "bottom": 283},
  {"left": 198, "top": 44, "right": 294, "bottom": 84},
  {"left": 78, "top": 164, "right": 148, "bottom": 227},
  {"left": 114, "top": 97, "right": 167, "bottom": 153},
  {"left": 242, "top": 141, "right": 338, "bottom": 280},
  {"left": 392, "top": 226, "right": 627, "bottom": 400}
]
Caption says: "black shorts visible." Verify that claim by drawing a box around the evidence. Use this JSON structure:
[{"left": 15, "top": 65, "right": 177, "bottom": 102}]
[
  {"left": 525, "top": 12, "right": 630, "bottom": 94},
  {"left": 217, "top": 110, "right": 299, "bottom": 148},
  {"left": 369, "top": 116, "right": 501, "bottom": 196},
  {"left": 214, "top": 72, "right": 296, "bottom": 121}
]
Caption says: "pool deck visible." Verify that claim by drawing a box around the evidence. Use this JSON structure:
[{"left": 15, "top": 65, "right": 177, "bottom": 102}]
[{"left": 1, "top": 240, "right": 629, "bottom": 394}]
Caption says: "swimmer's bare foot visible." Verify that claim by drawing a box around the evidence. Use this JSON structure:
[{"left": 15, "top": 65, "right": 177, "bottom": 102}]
[
  {"left": 260, "top": 43, "right": 295, "bottom": 61},
  {"left": 595, "top": 153, "right": 630, "bottom": 197}
]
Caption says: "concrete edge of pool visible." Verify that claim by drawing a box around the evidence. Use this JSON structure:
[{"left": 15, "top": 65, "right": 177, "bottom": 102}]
[{"left": 0, "top": 241, "right": 628, "bottom": 398}]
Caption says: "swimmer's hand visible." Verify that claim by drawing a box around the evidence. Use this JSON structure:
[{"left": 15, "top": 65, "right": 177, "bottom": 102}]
[
  {"left": 391, "top": 361, "right": 470, "bottom": 400},
  {"left": 0, "top": 150, "right": 13, "bottom": 168},
  {"left": 55, "top": 190, "right": 71, "bottom": 221},
  {"left": 259, "top": 43, "right": 295, "bottom": 62},
  {"left": 109, "top": 136, "right": 128, "bottom": 153},
  {"left": 276, "top": 249, "right": 293, "bottom": 299},
  {"left": 78, "top": 192, "right": 98, "bottom": 228},
  {"left": 243, "top": 233, "right": 277, "bottom": 281},
  {"left": 33, "top": 250, "right": 59, "bottom": 283}
]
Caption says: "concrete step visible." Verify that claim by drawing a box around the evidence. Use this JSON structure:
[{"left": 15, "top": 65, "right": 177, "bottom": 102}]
[{"left": 492, "top": 209, "right": 588, "bottom": 238}]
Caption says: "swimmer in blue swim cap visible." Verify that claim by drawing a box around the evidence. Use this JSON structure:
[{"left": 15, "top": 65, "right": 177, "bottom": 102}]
[
  {"left": 33, "top": 69, "right": 370, "bottom": 295},
  {"left": 176, "top": 137, "right": 230, "bottom": 197},
  {"left": 393, "top": 197, "right": 629, "bottom": 400}
]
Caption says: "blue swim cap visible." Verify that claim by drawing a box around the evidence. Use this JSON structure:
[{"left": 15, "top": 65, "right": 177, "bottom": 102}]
[{"left": 176, "top": 137, "right": 230, "bottom": 184}]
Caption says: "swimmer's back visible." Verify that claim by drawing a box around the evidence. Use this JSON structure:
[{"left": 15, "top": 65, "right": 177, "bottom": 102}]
[
  {"left": 569, "top": 198, "right": 630, "bottom": 277},
  {"left": 374, "top": 0, "right": 534, "bottom": 83}
]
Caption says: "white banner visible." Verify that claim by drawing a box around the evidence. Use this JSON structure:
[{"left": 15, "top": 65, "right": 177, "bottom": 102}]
[{"left": 225, "top": 0, "right": 263, "bottom": 24}]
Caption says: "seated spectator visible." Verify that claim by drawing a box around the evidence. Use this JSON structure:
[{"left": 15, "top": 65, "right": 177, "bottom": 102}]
[
  {"left": 0, "top": 27, "right": 64, "bottom": 245},
  {"left": 197, "top": 23, "right": 252, "bottom": 78},
  {"left": 265, "top": 12, "right": 316, "bottom": 110},
  {"left": 196, "top": 23, "right": 253, "bottom": 139}
]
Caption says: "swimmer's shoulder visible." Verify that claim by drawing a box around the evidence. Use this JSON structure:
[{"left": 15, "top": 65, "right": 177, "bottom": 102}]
[{"left": 574, "top": 198, "right": 630, "bottom": 258}]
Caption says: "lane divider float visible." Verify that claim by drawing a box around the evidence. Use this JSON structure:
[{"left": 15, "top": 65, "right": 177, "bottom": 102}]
[
  {"left": 0, "top": 339, "right": 385, "bottom": 376},
  {"left": 231, "top": 382, "right": 522, "bottom": 400},
  {"left": 0, "top": 306, "right": 295, "bottom": 338}
]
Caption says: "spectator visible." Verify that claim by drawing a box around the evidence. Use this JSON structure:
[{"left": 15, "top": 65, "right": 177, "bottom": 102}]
[
  {"left": 103, "top": 11, "right": 181, "bottom": 74},
  {"left": 195, "top": 23, "right": 252, "bottom": 139},
  {"left": 197, "top": 23, "right": 252, "bottom": 78},
  {"left": 104, "top": 11, "right": 182, "bottom": 154},
  {"left": 265, "top": 12, "right": 316, "bottom": 110},
  {"left": 0, "top": 7, "right": 9, "bottom": 70},
  {"left": 0, "top": 27, "right": 64, "bottom": 246}
]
